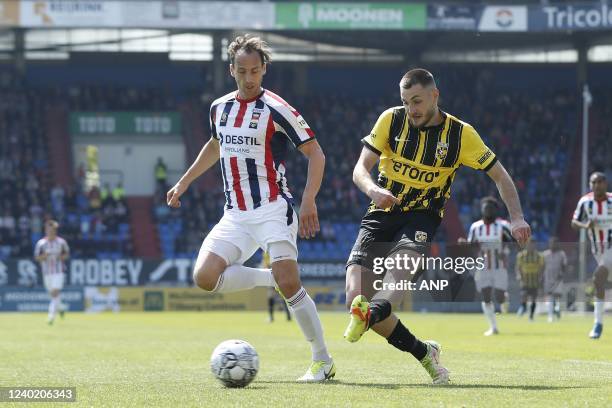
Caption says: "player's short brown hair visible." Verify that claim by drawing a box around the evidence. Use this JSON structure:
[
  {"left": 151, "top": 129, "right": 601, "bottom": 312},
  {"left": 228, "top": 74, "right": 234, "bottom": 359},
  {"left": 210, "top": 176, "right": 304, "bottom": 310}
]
[
  {"left": 45, "top": 219, "right": 59, "bottom": 229},
  {"left": 400, "top": 68, "right": 436, "bottom": 90},
  {"left": 228, "top": 34, "right": 272, "bottom": 66}
]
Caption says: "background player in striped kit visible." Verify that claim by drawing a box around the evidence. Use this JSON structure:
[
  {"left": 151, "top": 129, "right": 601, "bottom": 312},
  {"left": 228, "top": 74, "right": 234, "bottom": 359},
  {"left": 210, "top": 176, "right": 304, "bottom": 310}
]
[
  {"left": 516, "top": 240, "right": 544, "bottom": 321},
  {"left": 541, "top": 236, "right": 567, "bottom": 323},
  {"left": 166, "top": 34, "right": 334, "bottom": 381},
  {"left": 466, "top": 196, "right": 513, "bottom": 336},
  {"left": 34, "top": 220, "right": 70, "bottom": 325},
  {"left": 572, "top": 172, "right": 612, "bottom": 339}
]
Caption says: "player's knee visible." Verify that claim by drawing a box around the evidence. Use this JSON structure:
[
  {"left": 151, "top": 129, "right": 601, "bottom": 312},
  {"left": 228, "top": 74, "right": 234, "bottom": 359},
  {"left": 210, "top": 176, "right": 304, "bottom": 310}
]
[
  {"left": 193, "top": 266, "right": 222, "bottom": 292},
  {"left": 276, "top": 275, "right": 301, "bottom": 299}
]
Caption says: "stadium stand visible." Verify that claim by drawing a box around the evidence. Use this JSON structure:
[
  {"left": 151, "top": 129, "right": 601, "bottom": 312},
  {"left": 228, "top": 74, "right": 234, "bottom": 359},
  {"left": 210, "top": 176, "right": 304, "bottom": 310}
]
[{"left": 0, "top": 66, "right": 596, "bottom": 262}]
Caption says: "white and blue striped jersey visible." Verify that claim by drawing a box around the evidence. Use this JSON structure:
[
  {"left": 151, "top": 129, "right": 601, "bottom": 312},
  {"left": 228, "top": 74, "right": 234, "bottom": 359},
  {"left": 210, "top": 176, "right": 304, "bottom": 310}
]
[
  {"left": 209, "top": 89, "right": 315, "bottom": 212},
  {"left": 468, "top": 218, "right": 513, "bottom": 270},
  {"left": 573, "top": 192, "right": 612, "bottom": 256}
]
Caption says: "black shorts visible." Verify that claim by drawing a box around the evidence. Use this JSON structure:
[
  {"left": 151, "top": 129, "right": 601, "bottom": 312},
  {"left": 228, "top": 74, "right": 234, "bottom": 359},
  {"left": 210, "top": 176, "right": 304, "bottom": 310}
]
[
  {"left": 346, "top": 209, "right": 441, "bottom": 270},
  {"left": 521, "top": 287, "right": 539, "bottom": 299}
]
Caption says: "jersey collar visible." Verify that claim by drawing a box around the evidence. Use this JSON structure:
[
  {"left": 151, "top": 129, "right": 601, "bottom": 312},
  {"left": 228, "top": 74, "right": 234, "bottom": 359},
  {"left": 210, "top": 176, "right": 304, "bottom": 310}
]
[{"left": 235, "top": 89, "right": 265, "bottom": 103}]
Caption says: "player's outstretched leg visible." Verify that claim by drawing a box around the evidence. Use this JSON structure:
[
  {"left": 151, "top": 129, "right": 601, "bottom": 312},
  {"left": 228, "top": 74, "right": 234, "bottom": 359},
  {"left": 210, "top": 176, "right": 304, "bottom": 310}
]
[
  {"left": 272, "top": 257, "right": 335, "bottom": 382},
  {"left": 343, "top": 294, "right": 371, "bottom": 342},
  {"left": 589, "top": 266, "right": 607, "bottom": 339}
]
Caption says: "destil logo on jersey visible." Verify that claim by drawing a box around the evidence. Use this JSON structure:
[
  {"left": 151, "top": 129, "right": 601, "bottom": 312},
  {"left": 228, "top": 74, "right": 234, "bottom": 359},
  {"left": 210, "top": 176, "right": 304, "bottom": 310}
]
[{"left": 218, "top": 132, "right": 261, "bottom": 155}]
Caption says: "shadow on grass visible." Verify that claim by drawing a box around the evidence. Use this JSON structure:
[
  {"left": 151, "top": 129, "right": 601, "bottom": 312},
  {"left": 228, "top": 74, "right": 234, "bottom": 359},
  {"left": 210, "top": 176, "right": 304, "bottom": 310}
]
[{"left": 255, "top": 380, "right": 592, "bottom": 391}]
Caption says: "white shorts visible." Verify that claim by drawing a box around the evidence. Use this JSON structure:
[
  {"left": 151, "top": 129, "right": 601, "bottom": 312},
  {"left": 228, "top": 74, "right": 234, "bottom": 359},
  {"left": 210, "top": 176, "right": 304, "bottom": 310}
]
[
  {"left": 594, "top": 250, "right": 612, "bottom": 277},
  {"left": 44, "top": 273, "right": 65, "bottom": 291},
  {"left": 201, "top": 199, "right": 298, "bottom": 265},
  {"left": 543, "top": 279, "right": 563, "bottom": 295},
  {"left": 474, "top": 268, "right": 508, "bottom": 292}
]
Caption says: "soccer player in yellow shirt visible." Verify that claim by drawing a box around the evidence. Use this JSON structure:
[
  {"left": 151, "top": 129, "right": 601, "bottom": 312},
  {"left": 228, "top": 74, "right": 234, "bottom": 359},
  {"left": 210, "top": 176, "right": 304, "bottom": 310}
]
[{"left": 343, "top": 69, "right": 531, "bottom": 385}]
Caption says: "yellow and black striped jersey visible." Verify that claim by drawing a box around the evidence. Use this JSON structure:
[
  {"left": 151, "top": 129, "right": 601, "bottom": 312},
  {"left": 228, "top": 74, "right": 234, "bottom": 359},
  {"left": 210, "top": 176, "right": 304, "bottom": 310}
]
[
  {"left": 516, "top": 250, "right": 544, "bottom": 289},
  {"left": 362, "top": 107, "right": 497, "bottom": 218}
]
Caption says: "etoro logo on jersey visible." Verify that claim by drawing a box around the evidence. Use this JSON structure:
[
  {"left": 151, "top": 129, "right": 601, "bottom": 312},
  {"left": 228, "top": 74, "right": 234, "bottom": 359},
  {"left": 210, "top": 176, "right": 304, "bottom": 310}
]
[{"left": 392, "top": 159, "right": 440, "bottom": 183}]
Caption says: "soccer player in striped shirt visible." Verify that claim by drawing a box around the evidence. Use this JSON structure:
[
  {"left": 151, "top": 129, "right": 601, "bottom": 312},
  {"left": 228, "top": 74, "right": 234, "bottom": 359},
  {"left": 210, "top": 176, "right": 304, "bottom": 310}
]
[
  {"left": 166, "top": 34, "right": 334, "bottom": 381},
  {"left": 467, "top": 197, "right": 513, "bottom": 336},
  {"left": 572, "top": 171, "right": 612, "bottom": 339},
  {"left": 343, "top": 69, "right": 531, "bottom": 385},
  {"left": 34, "top": 220, "right": 70, "bottom": 325}
]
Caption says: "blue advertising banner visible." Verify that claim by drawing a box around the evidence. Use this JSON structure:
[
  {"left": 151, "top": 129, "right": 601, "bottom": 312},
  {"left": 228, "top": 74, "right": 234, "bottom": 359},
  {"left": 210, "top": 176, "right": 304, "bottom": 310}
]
[
  {"left": 0, "top": 287, "right": 84, "bottom": 312},
  {"left": 529, "top": 2, "right": 612, "bottom": 31},
  {"left": 427, "top": 4, "right": 477, "bottom": 30}
]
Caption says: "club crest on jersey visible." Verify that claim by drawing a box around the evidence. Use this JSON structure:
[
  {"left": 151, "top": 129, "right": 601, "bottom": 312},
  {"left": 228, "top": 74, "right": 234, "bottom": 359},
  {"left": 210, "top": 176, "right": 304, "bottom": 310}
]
[
  {"left": 249, "top": 111, "right": 261, "bottom": 129},
  {"left": 415, "top": 231, "right": 428, "bottom": 242},
  {"left": 436, "top": 142, "right": 448, "bottom": 160}
]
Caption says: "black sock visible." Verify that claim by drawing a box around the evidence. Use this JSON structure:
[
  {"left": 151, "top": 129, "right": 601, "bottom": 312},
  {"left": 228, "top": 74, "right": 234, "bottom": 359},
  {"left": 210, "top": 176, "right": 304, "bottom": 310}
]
[
  {"left": 268, "top": 297, "right": 274, "bottom": 320},
  {"left": 521, "top": 302, "right": 527, "bottom": 310},
  {"left": 530, "top": 302, "right": 536, "bottom": 318},
  {"left": 368, "top": 299, "right": 392, "bottom": 329},
  {"left": 387, "top": 320, "right": 428, "bottom": 360}
]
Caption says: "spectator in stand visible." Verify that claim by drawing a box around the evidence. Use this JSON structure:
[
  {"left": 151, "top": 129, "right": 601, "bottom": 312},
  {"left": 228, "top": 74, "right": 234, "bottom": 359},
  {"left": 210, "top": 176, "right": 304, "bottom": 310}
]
[{"left": 155, "top": 157, "right": 168, "bottom": 190}]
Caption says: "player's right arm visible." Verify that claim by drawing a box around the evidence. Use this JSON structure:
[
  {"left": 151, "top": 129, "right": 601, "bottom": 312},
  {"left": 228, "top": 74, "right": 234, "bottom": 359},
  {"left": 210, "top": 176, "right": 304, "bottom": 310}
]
[
  {"left": 353, "top": 109, "right": 400, "bottom": 210},
  {"left": 167, "top": 138, "right": 220, "bottom": 208},
  {"left": 571, "top": 198, "right": 594, "bottom": 230},
  {"left": 34, "top": 240, "right": 47, "bottom": 262},
  {"left": 353, "top": 148, "right": 400, "bottom": 210}
]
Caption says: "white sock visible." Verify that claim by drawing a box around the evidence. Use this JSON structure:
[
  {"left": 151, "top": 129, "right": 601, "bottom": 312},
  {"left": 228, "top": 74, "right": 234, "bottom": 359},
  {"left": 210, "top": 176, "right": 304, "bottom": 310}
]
[
  {"left": 594, "top": 300, "right": 604, "bottom": 324},
  {"left": 547, "top": 301, "right": 554, "bottom": 320},
  {"left": 213, "top": 265, "right": 275, "bottom": 293},
  {"left": 287, "top": 287, "right": 330, "bottom": 363},
  {"left": 57, "top": 294, "right": 64, "bottom": 311},
  {"left": 481, "top": 301, "right": 497, "bottom": 330},
  {"left": 48, "top": 297, "right": 57, "bottom": 320}
]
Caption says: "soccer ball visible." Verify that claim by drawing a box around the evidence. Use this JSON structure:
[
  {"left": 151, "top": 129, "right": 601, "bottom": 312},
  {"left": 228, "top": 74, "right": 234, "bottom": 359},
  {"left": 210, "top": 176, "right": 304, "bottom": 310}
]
[{"left": 210, "top": 339, "right": 259, "bottom": 388}]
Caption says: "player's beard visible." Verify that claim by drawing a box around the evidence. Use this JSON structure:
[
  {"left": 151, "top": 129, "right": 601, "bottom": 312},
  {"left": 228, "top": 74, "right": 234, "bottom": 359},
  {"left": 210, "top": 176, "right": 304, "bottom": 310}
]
[{"left": 412, "top": 106, "right": 438, "bottom": 129}]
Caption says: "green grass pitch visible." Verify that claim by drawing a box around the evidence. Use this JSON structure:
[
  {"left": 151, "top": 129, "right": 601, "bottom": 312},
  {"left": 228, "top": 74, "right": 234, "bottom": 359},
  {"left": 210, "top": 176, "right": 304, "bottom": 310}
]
[{"left": 1, "top": 311, "right": 610, "bottom": 407}]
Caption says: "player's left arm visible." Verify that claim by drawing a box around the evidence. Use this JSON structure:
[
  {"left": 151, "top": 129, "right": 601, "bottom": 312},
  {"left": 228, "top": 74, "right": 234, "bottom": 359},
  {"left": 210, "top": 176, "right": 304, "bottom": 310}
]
[
  {"left": 60, "top": 240, "right": 70, "bottom": 262},
  {"left": 459, "top": 126, "right": 530, "bottom": 246},
  {"left": 298, "top": 140, "right": 325, "bottom": 240},
  {"left": 486, "top": 162, "right": 531, "bottom": 246}
]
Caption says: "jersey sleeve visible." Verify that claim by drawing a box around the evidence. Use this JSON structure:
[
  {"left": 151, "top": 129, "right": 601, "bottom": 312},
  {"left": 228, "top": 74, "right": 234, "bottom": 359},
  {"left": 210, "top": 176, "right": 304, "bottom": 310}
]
[
  {"left": 34, "top": 240, "right": 44, "bottom": 257},
  {"left": 269, "top": 103, "right": 315, "bottom": 148},
  {"left": 209, "top": 104, "right": 219, "bottom": 141},
  {"left": 458, "top": 125, "right": 498, "bottom": 171},
  {"left": 467, "top": 223, "right": 476, "bottom": 243},
  {"left": 61, "top": 239, "right": 70, "bottom": 256},
  {"left": 362, "top": 108, "right": 392, "bottom": 156},
  {"left": 572, "top": 197, "right": 587, "bottom": 222}
]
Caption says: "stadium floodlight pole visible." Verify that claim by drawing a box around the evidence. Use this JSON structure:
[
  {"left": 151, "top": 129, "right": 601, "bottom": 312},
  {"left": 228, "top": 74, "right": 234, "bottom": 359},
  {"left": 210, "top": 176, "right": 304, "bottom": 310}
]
[{"left": 579, "top": 84, "right": 592, "bottom": 307}]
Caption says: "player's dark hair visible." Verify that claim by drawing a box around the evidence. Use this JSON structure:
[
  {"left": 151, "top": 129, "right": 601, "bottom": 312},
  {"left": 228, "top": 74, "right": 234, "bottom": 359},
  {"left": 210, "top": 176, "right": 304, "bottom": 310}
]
[
  {"left": 590, "top": 171, "right": 606, "bottom": 181},
  {"left": 228, "top": 34, "right": 272, "bottom": 66},
  {"left": 400, "top": 68, "right": 436, "bottom": 89},
  {"left": 480, "top": 196, "right": 499, "bottom": 208}
]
